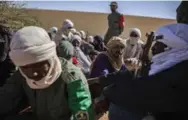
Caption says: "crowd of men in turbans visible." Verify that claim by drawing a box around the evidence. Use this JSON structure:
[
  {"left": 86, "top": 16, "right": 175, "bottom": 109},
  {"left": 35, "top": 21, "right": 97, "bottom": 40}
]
[{"left": 0, "top": 1, "right": 188, "bottom": 120}]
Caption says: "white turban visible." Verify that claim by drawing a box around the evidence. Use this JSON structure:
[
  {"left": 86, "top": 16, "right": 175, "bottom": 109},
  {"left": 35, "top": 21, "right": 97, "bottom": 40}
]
[
  {"left": 80, "top": 30, "right": 86, "bottom": 39},
  {"left": 49, "top": 26, "right": 58, "bottom": 33},
  {"left": 155, "top": 23, "right": 188, "bottom": 49},
  {"left": 70, "top": 28, "right": 77, "bottom": 34},
  {"left": 62, "top": 19, "right": 74, "bottom": 29},
  {"left": 129, "top": 28, "right": 142, "bottom": 45},
  {"left": 150, "top": 23, "right": 188, "bottom": 75},
  {"left": 72, "top": 35, "right": 82, "bottom": 44},
  {"left": 87, "top": 36, "right": 94, "bottom": 43},
  {"left": 129, "top": 28, "right": 141, "bottom": 38},
  {"left": 9, "top": 26, "right": 57, "bottom": 66},
  {"left": 9, "top": 26, "right": 62, "bottom": 89}
]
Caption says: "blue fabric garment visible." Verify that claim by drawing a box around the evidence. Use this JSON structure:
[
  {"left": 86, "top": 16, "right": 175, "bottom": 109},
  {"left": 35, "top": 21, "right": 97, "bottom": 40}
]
[{"left": 90, "top": 53, "right": 126, "bottom": 78}]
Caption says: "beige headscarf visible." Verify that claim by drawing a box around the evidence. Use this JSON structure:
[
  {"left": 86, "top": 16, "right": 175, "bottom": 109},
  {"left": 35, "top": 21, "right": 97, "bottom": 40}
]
[{"left": 106, "top": 36, "right": 127, "bottom": 71}]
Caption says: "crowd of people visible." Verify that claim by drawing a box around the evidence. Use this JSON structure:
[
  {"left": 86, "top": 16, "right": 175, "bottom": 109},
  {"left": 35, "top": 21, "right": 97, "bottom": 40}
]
[{"left": 0, "top": 1, "right": 188, "bottom": 120}]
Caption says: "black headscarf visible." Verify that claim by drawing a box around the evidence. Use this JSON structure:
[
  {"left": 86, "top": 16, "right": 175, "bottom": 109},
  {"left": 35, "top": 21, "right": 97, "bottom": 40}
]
[
  {"left": 93, "top": 35, "right": 106, "bottom": 52},
  {"left": 0, "top": 25, "right": 16, "bottom": 87},
  {"left": 176, "top": 1, "right": 188, "bottom": 24},
  {"left": 0, "top": 25, "right": 12, "bottom": 62}
]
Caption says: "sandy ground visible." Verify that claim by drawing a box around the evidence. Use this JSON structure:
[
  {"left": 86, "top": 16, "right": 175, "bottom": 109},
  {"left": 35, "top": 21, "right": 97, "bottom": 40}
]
[
  {"left": 26, "top": 9, "right": 176, "bottom": 41},
  {"left": 96, "top": 113, "right": 108, "bottom": 120},
  {"left": 98, "top": 114, "right": 108, "bottom": 120}
]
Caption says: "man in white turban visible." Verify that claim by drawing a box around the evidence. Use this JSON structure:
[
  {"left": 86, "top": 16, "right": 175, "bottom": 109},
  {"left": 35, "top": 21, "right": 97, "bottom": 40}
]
[
  {"left": 123, "top": 28, "right": 144, "bottom": 70},
  {"left": 54, "top": 19, "right": 75, "bottom": 46},
  {"left": 0, "top": 26, "right": 94, "bottom": 120},
  {"left": 71, "top": 35, "right": 91, "bottom": 75},
  {"left": 48, "top": 26, "right": 58, "bottom": 40},
  {"left": 70, "top": 28, "right": 77, "bottom": 34},
  {"left": 87, "top": 35, "right": 94, "bottom": 44},
  {"left": 80, "top": 30, "right": 86, "bottom": 40},
  {"left": 123, "top": 28, "right": 144, "bottom": 61}
]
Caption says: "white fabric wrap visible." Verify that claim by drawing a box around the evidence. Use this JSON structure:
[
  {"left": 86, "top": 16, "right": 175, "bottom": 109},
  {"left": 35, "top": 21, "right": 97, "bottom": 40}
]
[
  {"left": 49, "top": 26, "right": 58, "bottom": 33},
  {"left": 87, "top": 36, "right": 94, "bottom": 43},
  {"left": 9, "top": 26, "right": 57, "bottom": 66},
  {"left": 9, "top": 26, "right": 62, "bottom": 89},
  {"left": 62, "top": 19, "right": 74, "bottom": 29},
  {"left": 9, "top": 42, "right": 56, "bottom": 66},
  {"left": 72, "top": 35, "right": 82, "bottom": 44},
  {"left": 19, "top": 56, "right": 62, "bottom": 89},
  {"left": 149, "top": 23, "right": 188, "bottom": 75},
  {"left": 129, "top": 28, "right": 141, "bottom": 38},
  {"left": 129, "top": 28, "right": 142, "bottom": 45},
  {"left": 80, "top": 30, "right": 86, "bottom": 39},
  {"left": 70, "top": 28, "right": 76, "bottom": 33}
]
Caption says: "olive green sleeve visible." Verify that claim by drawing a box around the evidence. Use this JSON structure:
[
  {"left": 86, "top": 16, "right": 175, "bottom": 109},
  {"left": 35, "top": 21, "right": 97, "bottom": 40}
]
[{"left": 67, "top": 79, "right": 94, "bottom": 120}]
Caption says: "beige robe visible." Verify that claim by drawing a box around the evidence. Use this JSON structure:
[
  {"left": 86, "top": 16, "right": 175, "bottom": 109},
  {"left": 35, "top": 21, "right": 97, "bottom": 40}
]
[
  {"left": 54, "top": 29, "right": 74, "bottom": 46},
  {"left": 123, "top": 39, "right": 144, "bottom": 61}
]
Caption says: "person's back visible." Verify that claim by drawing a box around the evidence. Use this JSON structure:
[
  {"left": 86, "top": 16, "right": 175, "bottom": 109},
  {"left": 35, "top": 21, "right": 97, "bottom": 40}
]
[
  {"left": 0, "top": 25, "right": 16, "bottom": 86},
  {"left": 80, "top": 42, "right": 95, "bottom": 56},
  {"left": 176, "top": 1, "right": 188, "bottom": 24}
]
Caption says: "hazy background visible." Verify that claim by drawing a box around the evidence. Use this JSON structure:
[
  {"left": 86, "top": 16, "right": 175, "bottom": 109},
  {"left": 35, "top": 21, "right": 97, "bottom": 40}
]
[
  {"left": 23, "top": 1, "right": 180, "bottom": 40},
  {"left": 25, "top": 1, "right": 181, "bottom": 19}
]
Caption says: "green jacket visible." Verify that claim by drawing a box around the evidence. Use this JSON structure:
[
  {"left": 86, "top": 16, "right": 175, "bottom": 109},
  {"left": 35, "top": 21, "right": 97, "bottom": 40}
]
[
  {"left": 57, "top": 40, "right": 74, "bottom": 61},
  {"left": 104, "top": 11, "right": 123, "bottom": 45},
  {"left": 0, "top": 58, "right": 94, "bottom": 120},
  {"left": 107, "top": 11, "right": 123, "bottom": 35}
]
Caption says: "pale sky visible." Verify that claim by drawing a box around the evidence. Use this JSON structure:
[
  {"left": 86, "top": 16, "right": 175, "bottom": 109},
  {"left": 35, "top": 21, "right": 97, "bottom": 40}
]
[{"left": 25, "top": 1, "right": 181, "bottom": 19}]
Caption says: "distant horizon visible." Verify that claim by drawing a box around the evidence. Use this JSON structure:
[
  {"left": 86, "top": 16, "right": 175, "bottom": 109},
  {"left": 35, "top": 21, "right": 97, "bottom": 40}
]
[
  {"left": 25, "top": 1, "right": 181, "bottom": 20},
  {"left": 26, "top": 7, "right": 176, "bottom": 20}
]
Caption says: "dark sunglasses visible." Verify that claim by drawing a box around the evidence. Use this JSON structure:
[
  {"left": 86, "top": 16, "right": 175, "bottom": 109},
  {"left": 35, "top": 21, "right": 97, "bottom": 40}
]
[{"left": 130, "top": 33, "right": 138, "bottom": 37}]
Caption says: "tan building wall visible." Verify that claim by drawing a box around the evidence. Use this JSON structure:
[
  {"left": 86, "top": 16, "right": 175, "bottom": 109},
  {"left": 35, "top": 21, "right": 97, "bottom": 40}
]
[{"left": 26, "top": 9, "right": 176, "bottom": 41}]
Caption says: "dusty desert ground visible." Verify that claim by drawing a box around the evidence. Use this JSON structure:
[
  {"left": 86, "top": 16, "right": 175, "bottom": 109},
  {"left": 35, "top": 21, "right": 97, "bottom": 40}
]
[{"left": 26, "top": 8, "right": 176, "bottom": 41}]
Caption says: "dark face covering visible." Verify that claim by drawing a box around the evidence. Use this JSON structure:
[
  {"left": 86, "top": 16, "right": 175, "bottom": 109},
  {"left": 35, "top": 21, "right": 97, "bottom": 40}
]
[
  {"left": 176, "top": 1, "right": 188, "bottom": 24},
  {"left": 151, "top": 41, "right": 168, "bottom": 56},
  {"left": 20, "top": 60, "right": 50, "bottom": 81},
  {"left": 93, "top": 35, "right": 105, "bottom": 51},
  {"left": 72, "top": 40, "right": 80, "bottom": 47}
]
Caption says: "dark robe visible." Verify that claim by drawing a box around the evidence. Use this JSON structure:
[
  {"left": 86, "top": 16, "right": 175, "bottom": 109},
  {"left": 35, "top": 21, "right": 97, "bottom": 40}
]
[
  {"left": 99, "top": 60, "right": 188, "bottom": 119},
  {"left": 176, "top": 1, "right": 188, "bottom": 24},
  {"left": 0, "top": 25, "right": 16, "bottom": 86}
]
